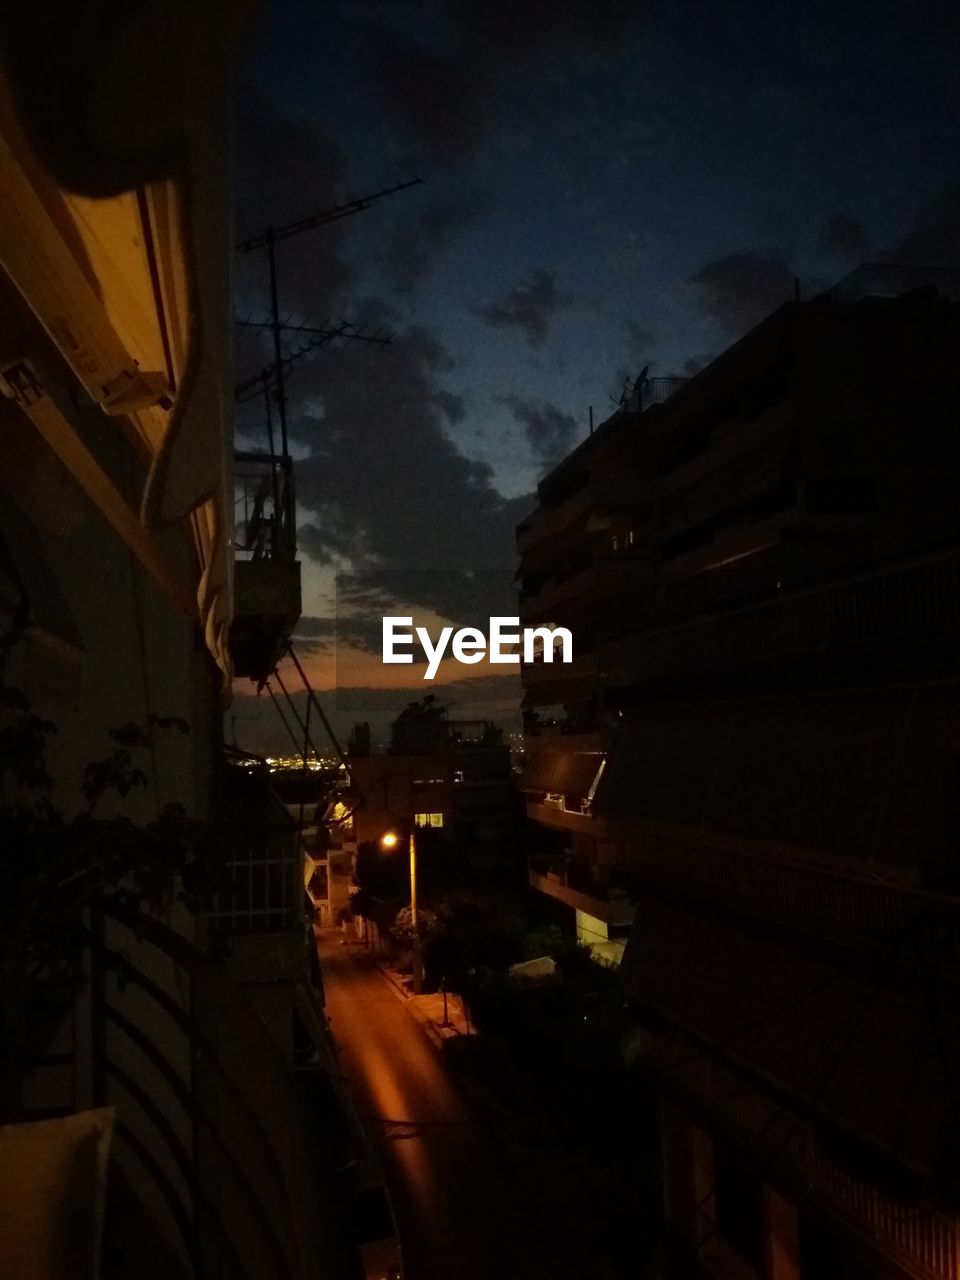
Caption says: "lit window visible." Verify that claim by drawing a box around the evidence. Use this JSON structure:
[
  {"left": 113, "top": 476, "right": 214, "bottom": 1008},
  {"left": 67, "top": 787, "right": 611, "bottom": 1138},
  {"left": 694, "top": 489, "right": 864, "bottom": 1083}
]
[
  {"left": 627, "top": 529, "right": 635, "bottom": 546},
  {"left": 453, "top": 769, "right": 464, "bottom": 784},
  {"left": 414, "top": 812, "right": 444, "bottom": 828}
]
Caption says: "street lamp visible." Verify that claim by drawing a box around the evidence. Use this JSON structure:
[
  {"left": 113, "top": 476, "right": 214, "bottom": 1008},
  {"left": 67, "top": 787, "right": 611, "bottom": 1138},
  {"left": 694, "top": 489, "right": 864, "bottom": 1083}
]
[{"left": 380, "top": 826, "right": 422, "bottom": 994}]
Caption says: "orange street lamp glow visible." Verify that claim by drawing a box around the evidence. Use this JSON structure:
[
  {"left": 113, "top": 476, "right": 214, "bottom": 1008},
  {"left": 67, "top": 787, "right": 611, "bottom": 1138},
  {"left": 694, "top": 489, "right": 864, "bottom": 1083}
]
[{"left": 377, "top": 827, "right": 422, "bottom": 993}]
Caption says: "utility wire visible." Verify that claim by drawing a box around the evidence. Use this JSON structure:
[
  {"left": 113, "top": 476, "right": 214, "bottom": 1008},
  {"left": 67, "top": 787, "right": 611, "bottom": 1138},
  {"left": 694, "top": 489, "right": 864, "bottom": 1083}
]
[{"left": 265, "top": 680, "right": 304, "bottom": 758}]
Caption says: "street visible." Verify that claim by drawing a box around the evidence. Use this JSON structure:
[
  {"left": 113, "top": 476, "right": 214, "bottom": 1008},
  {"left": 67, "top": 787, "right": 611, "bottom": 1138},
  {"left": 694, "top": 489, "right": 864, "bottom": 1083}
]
[{"left": 317, "top": 933, "right": 617, "bottom": 1280}]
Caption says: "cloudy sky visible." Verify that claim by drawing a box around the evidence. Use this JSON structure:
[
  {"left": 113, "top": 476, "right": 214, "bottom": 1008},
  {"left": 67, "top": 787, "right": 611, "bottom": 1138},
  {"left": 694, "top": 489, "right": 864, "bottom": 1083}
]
[{"left": 231, "top": 0, "right": 960, "bottom": 753}]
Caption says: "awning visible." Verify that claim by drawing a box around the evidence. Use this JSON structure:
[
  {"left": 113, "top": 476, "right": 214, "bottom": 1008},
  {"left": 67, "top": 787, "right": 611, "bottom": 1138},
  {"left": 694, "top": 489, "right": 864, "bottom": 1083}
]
[
  {"left": 0, "top": 2, "right": 254, "bottom": 685},
  {"left": 520, "top": 746, "right": 605, "bottom": 798}
]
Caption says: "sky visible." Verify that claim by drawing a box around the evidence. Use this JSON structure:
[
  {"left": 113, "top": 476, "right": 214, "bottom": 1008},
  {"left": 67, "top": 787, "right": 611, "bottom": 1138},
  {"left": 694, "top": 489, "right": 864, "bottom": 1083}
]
[{"left": 230, "top": 0, "right": 960, "bottom": 754}]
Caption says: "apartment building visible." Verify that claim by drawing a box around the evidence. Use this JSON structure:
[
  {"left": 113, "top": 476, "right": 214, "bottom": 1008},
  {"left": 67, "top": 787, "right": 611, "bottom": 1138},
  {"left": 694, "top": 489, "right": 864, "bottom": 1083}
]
[
  {"left": 517, "top": 265, "right": 960, "bottom": 1278},
  {"left": 0, "top": 10, "right": 356, "bottom": 1278},
  {"left": 343, "top": 702, "right": 516, "bottom": 867}
]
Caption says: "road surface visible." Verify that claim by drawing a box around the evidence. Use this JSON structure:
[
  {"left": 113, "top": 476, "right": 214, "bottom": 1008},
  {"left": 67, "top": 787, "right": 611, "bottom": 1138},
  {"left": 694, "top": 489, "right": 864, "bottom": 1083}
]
[{"left": 318, "top": 934, "right": 618, "bottom": 1280}]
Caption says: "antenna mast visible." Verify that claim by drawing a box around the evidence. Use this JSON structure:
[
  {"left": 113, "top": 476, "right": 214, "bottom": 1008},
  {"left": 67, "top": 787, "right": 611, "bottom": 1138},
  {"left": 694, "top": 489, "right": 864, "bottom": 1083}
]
[{"left": 236, "top": 178, "right": 422, "bottom": 457}]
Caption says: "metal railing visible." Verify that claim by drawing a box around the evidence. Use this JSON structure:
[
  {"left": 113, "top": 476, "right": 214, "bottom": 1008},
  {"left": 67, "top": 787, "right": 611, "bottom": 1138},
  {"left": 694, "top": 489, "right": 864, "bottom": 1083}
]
[
  {"left": 66, "top": 901, "right": 336, "bottom": 1279},
  {"left": 825, "top": 262, "right": 960, "bottom": 303},
  {"left": 635, "top": 376, "right": 690, "bottom": 411},
  {"left": 607, "top": 548, "right": 960, "bottom": 683},
  {"left": 234, "top": 452, "right": 297, "bottom": 564},
  {"left": 625, "top": 835, "right": 960, "bottom": 980},
  {"left": 677, "top": 1048, "right": 960, "bottom": 1280}
]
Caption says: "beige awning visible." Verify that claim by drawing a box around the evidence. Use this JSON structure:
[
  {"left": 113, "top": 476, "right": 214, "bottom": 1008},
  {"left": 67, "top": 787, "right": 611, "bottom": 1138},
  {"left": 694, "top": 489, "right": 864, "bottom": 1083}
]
[
  {"left": 521, "top": 746, "right": 605, "bottom": 798},
  {"left": 0, "top": 2, "right": 254, "bottom": 684}
]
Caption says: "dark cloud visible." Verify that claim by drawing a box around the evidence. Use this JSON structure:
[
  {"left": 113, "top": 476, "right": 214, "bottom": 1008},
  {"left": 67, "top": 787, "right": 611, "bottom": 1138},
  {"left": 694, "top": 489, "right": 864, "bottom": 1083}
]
[
  {"left": 347, "top": 0, "right": 642, "bottom": 165},
  {"left": 335, "top": 569, "right": 521, "bottom": 658},
  {"left": 499, "top": 394, "right": 580, "bottom": 470},
  {"left": 293, "top": 613, "right": 387, "bottom": 656},
  {"left": 476, "top": 270, "right": 575, "bottom": 348},
  {"left": 686, "top": 251, "right": 799, "bottom": 333},
  {"left": 625, "top": 319, "right": 656, "bottom": 352},
  {"left": 286, "top": 309, "right": 532, "bottom": 617},
  {"left": 380, "top": 194, "right": 491, "bottom": 296},
  {"left": 234, "top": 92, "right": 356, "bottom": 317},
  {"left": 820, "top": 212, "right": 871, "bottom": 260},
  {"left": 885, "top": 182, "right": 960, "bottom": 264}
]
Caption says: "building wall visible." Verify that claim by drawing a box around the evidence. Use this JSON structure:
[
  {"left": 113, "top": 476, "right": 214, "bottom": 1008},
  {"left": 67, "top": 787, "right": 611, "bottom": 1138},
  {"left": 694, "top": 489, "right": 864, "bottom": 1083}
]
[
  {"left": 517, "top": 278, "right": 960, "bottom": 1279},
  {"left": 2, "top": 406, "right": 219, "bottom": 827}
]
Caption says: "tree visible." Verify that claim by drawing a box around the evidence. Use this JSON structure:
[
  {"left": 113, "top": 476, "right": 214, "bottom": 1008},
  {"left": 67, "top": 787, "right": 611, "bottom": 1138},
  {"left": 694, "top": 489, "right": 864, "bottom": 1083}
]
[
  {"left": 0, "top": 672, "right": 221, "bottom": 1107},
  {"left": 423, "top": 889, "right": 526, "bottom": 990}
]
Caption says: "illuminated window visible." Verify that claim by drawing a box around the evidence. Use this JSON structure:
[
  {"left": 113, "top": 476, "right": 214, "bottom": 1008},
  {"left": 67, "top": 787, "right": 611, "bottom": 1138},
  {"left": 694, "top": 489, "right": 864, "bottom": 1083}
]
[
  {"left": 453, "top": 769, "right": 464, "bottom": 784},
  {"left": 414, "top": 812, "right": 444, "bottom": 828}
]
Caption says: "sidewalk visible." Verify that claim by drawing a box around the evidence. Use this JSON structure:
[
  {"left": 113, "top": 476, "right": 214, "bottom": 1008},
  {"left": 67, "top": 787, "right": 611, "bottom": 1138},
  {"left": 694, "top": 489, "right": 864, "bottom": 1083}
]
[
  {"left": 374, "top": 954, "right": 472, "bottom": 1048},
  {"left": 319, "top": 927, "right": 472, "bottom": 1049}
]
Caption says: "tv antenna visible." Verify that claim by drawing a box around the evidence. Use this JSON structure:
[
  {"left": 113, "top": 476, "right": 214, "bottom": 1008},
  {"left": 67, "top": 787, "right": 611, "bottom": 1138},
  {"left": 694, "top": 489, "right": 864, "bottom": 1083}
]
[
  {"left": 236, "top": 176, "right": 422, "bottom": 456},
  {"left": 234, "top": 322, "right": 390, "bottom": 405}
]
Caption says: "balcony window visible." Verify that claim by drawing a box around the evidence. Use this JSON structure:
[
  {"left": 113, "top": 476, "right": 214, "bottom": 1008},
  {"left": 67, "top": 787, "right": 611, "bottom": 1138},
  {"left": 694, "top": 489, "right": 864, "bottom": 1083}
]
[{"left": 414, "top": 812, "right": 444, "bottom": 828}]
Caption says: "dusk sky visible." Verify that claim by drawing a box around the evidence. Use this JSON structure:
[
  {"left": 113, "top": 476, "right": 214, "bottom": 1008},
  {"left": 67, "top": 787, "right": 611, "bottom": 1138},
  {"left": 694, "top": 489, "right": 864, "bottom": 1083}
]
[{"left": 231, "top": 0, "right": 960, "bottom": 753}]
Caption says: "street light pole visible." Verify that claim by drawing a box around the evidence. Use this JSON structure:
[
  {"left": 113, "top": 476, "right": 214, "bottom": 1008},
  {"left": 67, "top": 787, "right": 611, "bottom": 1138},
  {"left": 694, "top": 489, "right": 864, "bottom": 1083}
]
[
  {"left": 409, "top": 826, "right": 423, "bottom": 994},
  {"left": 380, "top": 826, "right": 423, "bottom": 994}
]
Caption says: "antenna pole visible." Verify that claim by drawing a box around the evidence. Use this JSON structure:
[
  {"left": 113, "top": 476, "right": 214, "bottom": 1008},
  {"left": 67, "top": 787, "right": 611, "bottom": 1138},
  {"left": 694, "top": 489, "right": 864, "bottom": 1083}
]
[
  {"left": 589, "top": 405, "right": 594, "bottom": 434},
  {"left": 266, "top": 228, "right": 289, "bottom": 457},
  {"left": 263, "top": 373, "right": 281, "bottom": 543}
]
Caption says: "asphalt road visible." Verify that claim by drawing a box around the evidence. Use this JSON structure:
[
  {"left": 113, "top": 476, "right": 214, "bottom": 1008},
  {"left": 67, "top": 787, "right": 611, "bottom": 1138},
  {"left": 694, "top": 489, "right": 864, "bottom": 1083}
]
[{"left": 318, "top": 934, "right": 618, "bottom": 1280}]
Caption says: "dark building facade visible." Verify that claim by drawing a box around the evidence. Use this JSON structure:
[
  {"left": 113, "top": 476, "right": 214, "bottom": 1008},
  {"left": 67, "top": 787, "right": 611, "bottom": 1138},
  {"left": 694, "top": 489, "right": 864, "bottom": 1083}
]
[
  {"left": 346, "top": 702, "right": 516, "bottom": 857},
  {"left": 517, "top": 265, "right": 960, "bottom": 1278}
]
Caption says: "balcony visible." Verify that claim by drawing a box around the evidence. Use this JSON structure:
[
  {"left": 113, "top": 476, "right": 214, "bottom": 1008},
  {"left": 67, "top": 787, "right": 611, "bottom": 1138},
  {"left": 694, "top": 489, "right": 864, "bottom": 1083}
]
[
  {"left": 521, "top": 556, "right": 654, "bottom": 625},
  {"left": 520, "top": 564, "right": 595, "bottom": 619},
  {"left": 623, "top": 376, "right": 690, "bottom": 413},
  {"left": 603, "top": 548, "right": 960, "bottom": 688},
  {"left": 521, "top": 649, "right": 598, "bottom": 689},
  {"left": 824, "top": 261, "right": 960, "bottom": 303},
  {"left": 516, "top": 485, "right": 595, "bottom": 557},
  {"left": 623, "top": 830, "right": 960, "bottom": 981},
  {"left": 528, "top": 854, "right": 632, "bottom": 923},
  {"left": 230, "top": 452, "right": 301, "bottom": 683},
  {"left": 12, "top": 900, "right": 351, "bottom": 1279},
  {"left": 653, "top": 1031, "right": 960, "bottom": 1280}
]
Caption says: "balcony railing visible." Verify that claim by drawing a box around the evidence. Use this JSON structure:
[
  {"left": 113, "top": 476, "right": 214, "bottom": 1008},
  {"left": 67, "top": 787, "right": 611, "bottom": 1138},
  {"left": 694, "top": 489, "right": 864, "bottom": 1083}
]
[
  {"left": 516, "top": 484, "right": 595, "bottom": 556},
  {"left": 625, "top": 835, "right": 960, "bottom": 981},
  {"left": 235, "top": 451, "right": 296, "bottom": 564},
  {"left": 667, "top": 1044, "right": 960, "bottom": 1280},
  {"left": 824, "top": 262, "right": 960, "bottom": 303},
  {"left": 605, "top": 549, "right": 960, "bottom": 685},
  {"left": 16, "top": 901, "right": 343, "bottom": 1279},
  {"left": 231, "top": 453, "right": 302, "bottom": 682},
  {"left": 627, "top": 376, "right": 690, "bottom": 413}
]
